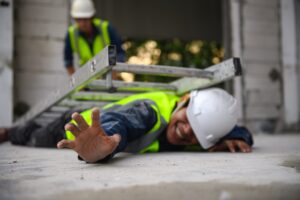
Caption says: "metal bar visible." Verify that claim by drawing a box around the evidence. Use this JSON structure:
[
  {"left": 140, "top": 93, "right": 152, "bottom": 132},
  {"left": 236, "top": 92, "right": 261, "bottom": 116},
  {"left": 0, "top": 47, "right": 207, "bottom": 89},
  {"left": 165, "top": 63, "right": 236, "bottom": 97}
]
[
  {"left": 113, "top": 63, "right": 214, "bottom": 78},
  {"left": 14, "top": 45, "right": 117, "bottom": 126},
  {"left": 71, "top": 91, "right": 132, "bottom": 101},
  {"left": 40, "top": 112, "right": 63, "bottom": 119},
  {"left": 105, "top": 71, "right": 114, "bottom": 91},
  {"left": 58, "top": 99, "right": 109, "bottom": 108},
  {"left": 49, "top": 106, "right": 70, "bottom": 113},
  {"left": 88, "top": 80, "right": 177, "bottom": 92},
  {"left": 171, "top": 58, "right": 242, "bottom": 95}
]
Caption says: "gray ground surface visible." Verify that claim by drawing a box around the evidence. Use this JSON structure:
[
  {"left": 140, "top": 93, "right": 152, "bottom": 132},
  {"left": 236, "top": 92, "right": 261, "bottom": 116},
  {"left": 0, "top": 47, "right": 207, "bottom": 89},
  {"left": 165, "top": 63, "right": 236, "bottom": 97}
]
[{"left": 0, "top": 134, "right": 300, "bottom": 200}]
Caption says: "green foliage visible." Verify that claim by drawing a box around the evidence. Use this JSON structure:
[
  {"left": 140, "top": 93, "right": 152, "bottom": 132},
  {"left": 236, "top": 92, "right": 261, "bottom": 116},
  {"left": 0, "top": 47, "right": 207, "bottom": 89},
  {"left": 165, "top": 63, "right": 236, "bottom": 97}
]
[{"left": 123, "top": 38, "right": 224, "bottom": 82}]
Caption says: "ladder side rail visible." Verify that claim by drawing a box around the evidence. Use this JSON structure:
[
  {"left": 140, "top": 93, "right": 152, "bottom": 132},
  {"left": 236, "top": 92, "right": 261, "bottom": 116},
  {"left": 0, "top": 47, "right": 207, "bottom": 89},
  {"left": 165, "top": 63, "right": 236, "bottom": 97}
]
[
  {"left": 171, "top": 58, "right": 242, "bottom": 95},
  {"left": 71, "top": 91, "right": 133, "bottom": 102},
  {"left": 14, "top": 45, "right": 117, "bottom": 126},
  {"left": 114, "top": 63, "right": 214, "bottom": 78},
  {"left": 58, "top": 99, "right": 109, "bottom": 108},
  {"left": 88, "top": 80, "right": 177, "bottom": 92}
]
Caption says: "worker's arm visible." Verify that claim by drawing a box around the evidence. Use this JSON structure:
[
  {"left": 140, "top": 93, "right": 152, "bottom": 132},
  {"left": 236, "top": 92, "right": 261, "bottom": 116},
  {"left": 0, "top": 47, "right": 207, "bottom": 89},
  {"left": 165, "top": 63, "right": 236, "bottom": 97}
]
[
  {"left": 64, "top": 32, "right": 75, "bottom": 75},
  {"left": 209, "top": 126, "right": 253, "bottom": 153},
  {"left": 57, "top": 101, "right": 157, "bottom": 163},
  {"left": 107, "top": 24, "right": 125, "bottom": 62},
  {"left": 57, "top": 108, "right": 121, "bottom": 163}
]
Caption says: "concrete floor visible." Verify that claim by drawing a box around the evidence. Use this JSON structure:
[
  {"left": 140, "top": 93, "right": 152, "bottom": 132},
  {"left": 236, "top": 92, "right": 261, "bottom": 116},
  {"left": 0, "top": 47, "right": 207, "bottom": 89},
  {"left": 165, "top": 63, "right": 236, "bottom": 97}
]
[{"left": 0, "top": 134, "right": 300, "bottom": 200}]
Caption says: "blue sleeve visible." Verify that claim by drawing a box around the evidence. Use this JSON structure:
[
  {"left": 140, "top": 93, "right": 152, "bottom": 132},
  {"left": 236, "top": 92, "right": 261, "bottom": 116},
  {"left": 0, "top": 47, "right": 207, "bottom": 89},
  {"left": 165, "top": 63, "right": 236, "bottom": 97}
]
[
  {"left": 64, "top": 32, "right": 74, "bottom": 68},
  {"left": 108, "top": 24, "right": 125, "bottom": 62},
  {"left": 98, "top": 101, "right": 157, "bottom": 161},
  {"left": 221, "top": 126, "right": 254, "bottom": 146}
]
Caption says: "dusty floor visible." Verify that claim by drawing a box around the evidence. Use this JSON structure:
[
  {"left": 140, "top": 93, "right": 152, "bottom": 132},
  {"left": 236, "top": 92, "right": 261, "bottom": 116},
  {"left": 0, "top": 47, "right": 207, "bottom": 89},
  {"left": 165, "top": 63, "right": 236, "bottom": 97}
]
[{"left": 0, "top": 134, "right": 300, "bottom": 200}]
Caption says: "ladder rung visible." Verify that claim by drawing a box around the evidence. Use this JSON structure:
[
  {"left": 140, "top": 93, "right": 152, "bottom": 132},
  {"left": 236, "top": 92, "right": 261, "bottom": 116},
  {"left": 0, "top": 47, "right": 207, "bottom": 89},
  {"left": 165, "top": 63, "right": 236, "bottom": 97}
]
[
  {"left": 59, "top": 99, "right": 109, "bottom": 108},
  {"left": 114, "top": 63, "right": 214, "bottom": 78},
  {"left": 88, "top": 80, "right": 177, "bottom": 92},
  {"left": 71, "top": 91, "right": 132, "bottom": 101}
]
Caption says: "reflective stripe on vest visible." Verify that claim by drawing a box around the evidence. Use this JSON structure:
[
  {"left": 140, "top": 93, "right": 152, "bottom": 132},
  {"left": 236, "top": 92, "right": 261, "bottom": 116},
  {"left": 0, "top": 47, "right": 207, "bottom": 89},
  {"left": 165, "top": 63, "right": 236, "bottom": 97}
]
[
  {"left": 65, "top": 92, "right": 179, "bottom": 153},
  {"left": 68, "top": 18, "right": 111, "bottom": 66}
]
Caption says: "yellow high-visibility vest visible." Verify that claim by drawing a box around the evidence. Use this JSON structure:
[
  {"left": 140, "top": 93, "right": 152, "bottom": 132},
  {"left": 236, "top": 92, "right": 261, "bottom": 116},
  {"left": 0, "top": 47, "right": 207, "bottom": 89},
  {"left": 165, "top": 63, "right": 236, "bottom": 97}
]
[
  {"left": 68, "top": 18, "right": 111, "bottom": 66},
  {"left": 66, "top": 92, "right": 180, "bottom": 153}
]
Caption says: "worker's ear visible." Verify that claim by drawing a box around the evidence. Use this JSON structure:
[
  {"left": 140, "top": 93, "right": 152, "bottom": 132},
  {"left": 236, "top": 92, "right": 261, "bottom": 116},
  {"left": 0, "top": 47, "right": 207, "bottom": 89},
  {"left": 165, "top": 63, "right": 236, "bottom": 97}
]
[
  {"left": 171, "top": 93, "right": 190, "bottom": 116},
  {"left": 180, "top": 93, "right": 190, "bottom": 102}
]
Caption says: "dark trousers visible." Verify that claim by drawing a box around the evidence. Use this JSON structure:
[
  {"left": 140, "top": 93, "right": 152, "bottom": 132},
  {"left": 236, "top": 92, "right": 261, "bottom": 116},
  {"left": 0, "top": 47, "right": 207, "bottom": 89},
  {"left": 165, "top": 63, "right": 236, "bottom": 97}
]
[{"left": 8, "top": 109, "right": 80, "bottom": 147}]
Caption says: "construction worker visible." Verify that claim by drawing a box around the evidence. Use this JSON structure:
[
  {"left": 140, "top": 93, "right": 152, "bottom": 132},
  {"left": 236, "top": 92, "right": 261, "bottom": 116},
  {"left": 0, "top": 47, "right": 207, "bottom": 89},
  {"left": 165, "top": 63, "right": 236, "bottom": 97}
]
[
  {"left": 64, "top": 0, "right": 125, "bottom": 75},
  {"left": 0, "top": 88, "right": 253, "bottom": 163}
]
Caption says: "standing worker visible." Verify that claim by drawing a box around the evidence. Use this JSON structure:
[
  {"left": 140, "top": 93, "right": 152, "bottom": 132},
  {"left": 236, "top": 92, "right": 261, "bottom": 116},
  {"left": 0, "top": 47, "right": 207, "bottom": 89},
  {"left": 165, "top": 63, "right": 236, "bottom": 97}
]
[{"left": 64, "top": 0, "right": 125, "bottom": 75}]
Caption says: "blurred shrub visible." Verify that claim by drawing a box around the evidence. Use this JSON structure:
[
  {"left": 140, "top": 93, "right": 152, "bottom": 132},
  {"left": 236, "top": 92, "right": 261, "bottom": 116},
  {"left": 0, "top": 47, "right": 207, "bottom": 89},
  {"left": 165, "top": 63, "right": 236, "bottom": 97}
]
[{"left": 122, "top": 38, "right": 224, "bottom": 82}]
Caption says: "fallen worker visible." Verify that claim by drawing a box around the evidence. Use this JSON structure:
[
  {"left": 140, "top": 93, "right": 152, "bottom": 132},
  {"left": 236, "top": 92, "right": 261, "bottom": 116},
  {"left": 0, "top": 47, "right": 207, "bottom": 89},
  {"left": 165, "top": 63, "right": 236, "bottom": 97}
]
[{"left": 0, "top": 88, "right": 253, "bottom": 163}]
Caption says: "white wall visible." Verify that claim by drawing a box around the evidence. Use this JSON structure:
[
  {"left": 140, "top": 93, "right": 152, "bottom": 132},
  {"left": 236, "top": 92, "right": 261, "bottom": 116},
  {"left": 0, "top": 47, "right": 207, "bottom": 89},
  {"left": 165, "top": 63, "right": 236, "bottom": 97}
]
[{"left": 14, "top": 0, "right": 69, "bottom": 108}]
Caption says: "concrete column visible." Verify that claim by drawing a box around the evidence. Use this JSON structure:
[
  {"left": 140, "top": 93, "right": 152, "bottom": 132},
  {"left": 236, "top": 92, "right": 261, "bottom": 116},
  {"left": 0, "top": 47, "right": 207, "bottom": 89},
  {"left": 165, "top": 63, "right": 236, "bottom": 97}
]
[
  {"left": 229, "top": 0, "right": 245, "bottom": 124},
  {"left": 280, "top": 0, "right": 300, "bottom": 128}
]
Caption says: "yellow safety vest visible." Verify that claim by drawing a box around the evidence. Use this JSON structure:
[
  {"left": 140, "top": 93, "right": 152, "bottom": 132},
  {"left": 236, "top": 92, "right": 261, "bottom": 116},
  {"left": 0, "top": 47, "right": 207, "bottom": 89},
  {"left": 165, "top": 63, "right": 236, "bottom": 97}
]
[
  {"left": 66, "top": 92, "right": 180, "bottom": 153},
  {"left": 68, "top": 18, "right": 111, "bottom": 66}
]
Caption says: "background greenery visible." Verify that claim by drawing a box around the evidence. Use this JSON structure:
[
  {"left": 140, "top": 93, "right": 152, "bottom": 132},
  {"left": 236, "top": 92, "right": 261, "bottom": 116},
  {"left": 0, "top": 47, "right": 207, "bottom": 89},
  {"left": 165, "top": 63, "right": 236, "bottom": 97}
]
[{"left": 122, "top": 38, "right": 224, "bottom": 82}]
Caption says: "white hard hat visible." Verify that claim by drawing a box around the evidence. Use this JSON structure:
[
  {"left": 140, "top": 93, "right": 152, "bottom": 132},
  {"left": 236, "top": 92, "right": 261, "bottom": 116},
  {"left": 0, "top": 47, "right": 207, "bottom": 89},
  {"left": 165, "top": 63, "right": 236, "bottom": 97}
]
[
  {"left": 71, "top": 0, "right": 96, "bottom": 18},
  {"left": 186, "top": 88, "right": 238, "bottom": 149}
]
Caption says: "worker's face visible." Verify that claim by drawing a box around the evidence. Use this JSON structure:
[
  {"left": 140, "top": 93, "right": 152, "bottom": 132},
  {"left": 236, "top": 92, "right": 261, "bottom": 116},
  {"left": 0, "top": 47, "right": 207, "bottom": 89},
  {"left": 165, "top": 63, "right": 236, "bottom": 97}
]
[
  {"left": 75, "top": 18, "right": 93, "bottom": 34},
  {"left": 166, "top": 107, "right": 199, "bottom": 145}
]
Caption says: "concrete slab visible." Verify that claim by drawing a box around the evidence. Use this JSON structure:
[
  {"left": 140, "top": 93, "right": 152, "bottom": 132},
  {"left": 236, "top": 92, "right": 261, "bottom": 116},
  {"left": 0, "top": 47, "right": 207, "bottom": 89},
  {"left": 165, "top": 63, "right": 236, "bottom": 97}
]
[{"left": 0, "top": 134, "right": 300, "bottom": 200}]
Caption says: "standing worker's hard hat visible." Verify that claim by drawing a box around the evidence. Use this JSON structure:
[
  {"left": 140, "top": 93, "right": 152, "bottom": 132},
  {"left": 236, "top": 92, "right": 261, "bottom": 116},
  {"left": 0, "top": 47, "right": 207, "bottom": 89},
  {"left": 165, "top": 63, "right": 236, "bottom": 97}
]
[
  {"left": 186, "top": 88, "right": 238, "bottom": 149},
  {"left": 71, "top": 0, "right": 96, "bottom": 18}
]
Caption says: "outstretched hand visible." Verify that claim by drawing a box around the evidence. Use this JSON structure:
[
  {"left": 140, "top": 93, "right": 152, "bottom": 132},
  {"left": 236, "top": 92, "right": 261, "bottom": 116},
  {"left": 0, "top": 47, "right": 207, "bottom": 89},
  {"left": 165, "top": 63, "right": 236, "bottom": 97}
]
[
  {"left": 208, "top": 139, "right": 251, "bottom": 153},
  {"left": 57, "top": 108, "right": 121, "bottom": 163}
]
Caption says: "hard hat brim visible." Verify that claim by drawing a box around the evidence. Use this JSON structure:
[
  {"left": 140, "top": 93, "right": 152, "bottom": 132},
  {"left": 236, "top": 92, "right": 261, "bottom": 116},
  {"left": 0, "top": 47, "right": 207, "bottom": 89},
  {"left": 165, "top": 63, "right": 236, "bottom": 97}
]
[{"left": 71, "top": 11, "right": 95, "bottom": 18}]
